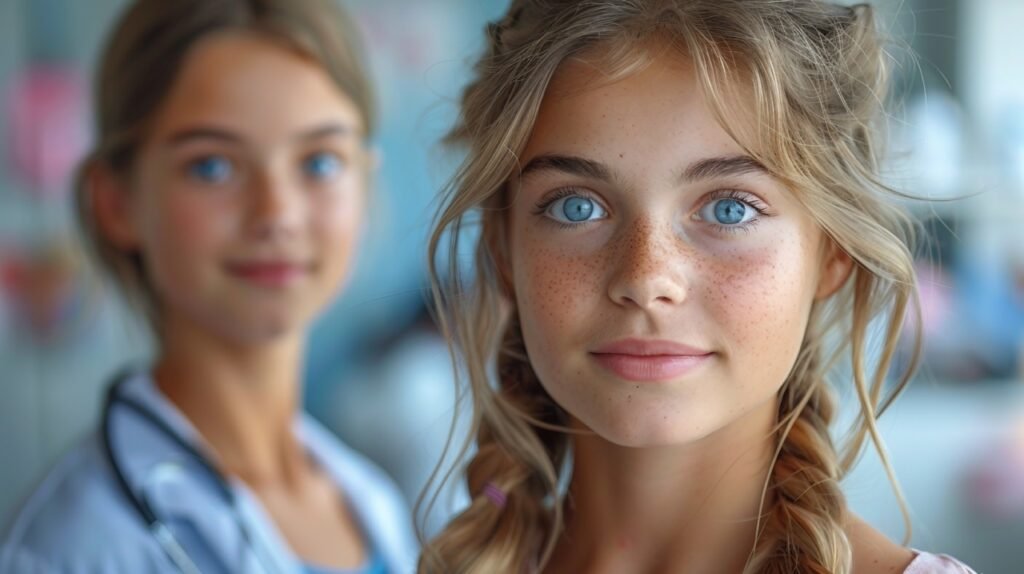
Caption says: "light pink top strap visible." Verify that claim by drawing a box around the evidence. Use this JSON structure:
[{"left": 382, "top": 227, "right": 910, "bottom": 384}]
[{"left": 904, "top": 551, "right": 977, "bottom": 574}]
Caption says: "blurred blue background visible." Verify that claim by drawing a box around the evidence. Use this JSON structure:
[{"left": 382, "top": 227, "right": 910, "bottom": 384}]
[{"left": 1, "top": 1, "right": 1023, "bottom": 572}]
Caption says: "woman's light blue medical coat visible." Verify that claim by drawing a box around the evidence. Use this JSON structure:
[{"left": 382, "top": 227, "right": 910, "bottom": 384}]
[{"left": 0, "top": 373, "right": 419, "bottom": 573}]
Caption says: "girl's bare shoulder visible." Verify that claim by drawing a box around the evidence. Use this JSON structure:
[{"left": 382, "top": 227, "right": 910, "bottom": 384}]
[
  {"left": 845, "top": 514, "right": 977, "bottom": 573},
  {"left": 845, "top": 514, "right": 916, "bottom": 574}
]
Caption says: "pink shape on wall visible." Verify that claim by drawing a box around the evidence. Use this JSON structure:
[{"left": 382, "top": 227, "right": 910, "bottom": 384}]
[{"left": 5, "top": 66, "right": 89, "bottom": 197}]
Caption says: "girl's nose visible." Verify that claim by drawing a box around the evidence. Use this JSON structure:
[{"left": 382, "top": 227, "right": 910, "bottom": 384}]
[{"left": 606, "top": 218, "right": 690, "bottom": 310}]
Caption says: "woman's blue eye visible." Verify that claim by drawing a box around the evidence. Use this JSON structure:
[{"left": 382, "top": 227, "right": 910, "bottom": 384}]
[
  {"left": 188, "top": 156, "right": 233, "bottom": 184},
  {"left": 303, "top": 152, "right": 344, "bottom": 180},
  {"left": 546, "top": 195, "right": 606, "bottom": 224},
  {"left": 699, "top": 197, "right": 755, "bottom": 226}
]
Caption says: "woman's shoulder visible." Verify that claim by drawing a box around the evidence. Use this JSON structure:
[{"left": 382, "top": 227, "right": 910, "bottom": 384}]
[
  {"left": 845, "top": 515, "right": 976, "bottom": 574},
  {"left": 4, "top": 433, "right": 122, "bottom": 539},
  {"left": 1, "top": 434, "right": 161, "bottom": 573}
]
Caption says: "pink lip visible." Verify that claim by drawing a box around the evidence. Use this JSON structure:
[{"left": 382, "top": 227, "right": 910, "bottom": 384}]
[
  {"left": 225, "top": 261, "right": 309, "bottom": 288},
  {"left": 590, "top": 338, "right": 713, "bottom": 382}
]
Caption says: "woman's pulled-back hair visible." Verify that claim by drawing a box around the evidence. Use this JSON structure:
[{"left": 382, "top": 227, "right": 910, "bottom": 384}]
[{"left": 423, "top": 1, "right": 921, "bottom": 573}]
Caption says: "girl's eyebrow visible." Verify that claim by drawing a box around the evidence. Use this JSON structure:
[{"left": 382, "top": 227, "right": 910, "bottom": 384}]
[
  {"left": 519, "top": 154, "right": 611, "bottom": 182},
  {"left": 519, "top": 153, "right": 770, "bottom": 184},
  {"left": 680, "top": 155, "right": 770, "bottom": 183},
  {"left": 162, "top": 122, "right": 357, "bottom": 148}
]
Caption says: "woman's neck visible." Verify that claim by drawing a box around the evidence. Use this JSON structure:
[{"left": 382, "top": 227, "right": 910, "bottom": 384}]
[
  {"left": 547, "top": 399, "right": 778, "bottom": 574},
  {"left": 153, "top": 315, "right": 307, "bottom": 487}
]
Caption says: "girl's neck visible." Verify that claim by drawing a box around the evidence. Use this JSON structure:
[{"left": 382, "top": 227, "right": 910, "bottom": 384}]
[
  {"left": 548, "top": 399, "right": 778, "bottom": 574},
  {"left": 153, "top": 315, "right": 307, "bottom": 487}
]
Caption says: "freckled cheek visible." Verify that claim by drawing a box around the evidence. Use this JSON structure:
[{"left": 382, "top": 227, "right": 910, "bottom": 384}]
[
  {"left": 512, "top": 238, "right": 606, "bottom": 346},
  {"left": 701, "top": 242, "right": 814, "bottom": 372}
]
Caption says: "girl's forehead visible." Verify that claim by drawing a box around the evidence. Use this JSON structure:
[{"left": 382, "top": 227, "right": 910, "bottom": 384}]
[
  {"left": 145, "top": 31, "right": 364, "bottom": 142},
  {"left": 525, "top": 47, "right": 757, "bottom": 167}
]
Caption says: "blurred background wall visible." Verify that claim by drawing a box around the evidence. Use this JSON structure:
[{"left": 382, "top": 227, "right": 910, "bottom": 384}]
[{"left": 1, "top": 1, "right": 1023, "bottom": 572}]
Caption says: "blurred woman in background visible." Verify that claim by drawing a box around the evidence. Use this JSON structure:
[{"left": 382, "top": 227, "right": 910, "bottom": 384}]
[{"left": 0, "top": 1, "right": 417, "bottom": 572}]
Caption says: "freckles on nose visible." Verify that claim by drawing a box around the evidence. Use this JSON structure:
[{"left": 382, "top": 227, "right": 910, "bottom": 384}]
[{"left": 614, "top": 219, "right": 676, "bottom": 276}]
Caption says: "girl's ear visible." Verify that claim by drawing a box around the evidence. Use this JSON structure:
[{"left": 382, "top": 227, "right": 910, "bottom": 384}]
[
  {"left": 815, "top": 239, "right": 853, "bottom": 300},
  {"left": 88, "top": 164, "right": 140, "bottom": 250}
]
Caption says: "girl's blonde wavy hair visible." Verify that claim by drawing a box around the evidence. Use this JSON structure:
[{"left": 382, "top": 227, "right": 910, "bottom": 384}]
[{"left": 422, "top": 1, "right": 921, "bottom": 572}]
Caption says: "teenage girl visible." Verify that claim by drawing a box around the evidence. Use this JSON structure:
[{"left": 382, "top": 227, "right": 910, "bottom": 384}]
[{"left": 421, "top": 1, "right": 976, "bottom": 573}]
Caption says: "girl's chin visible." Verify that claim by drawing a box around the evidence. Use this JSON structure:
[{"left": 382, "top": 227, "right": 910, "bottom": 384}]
[{"left": 574, "top": 414, "right": 715, "bottom": 449}]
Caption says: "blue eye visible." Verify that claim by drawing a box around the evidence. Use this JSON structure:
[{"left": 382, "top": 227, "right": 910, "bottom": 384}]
[
  {"left": 188, "top": 156, "right": 233, "bottom": 184},
  {"left": 303, "top": 152, "right": 344, "bottom": 180},
  {"left": 699, "top": 197, "right": 756, "bottom": 226},
  {"left": 545, "top": 194, "right": 607, "bottom": 224}
]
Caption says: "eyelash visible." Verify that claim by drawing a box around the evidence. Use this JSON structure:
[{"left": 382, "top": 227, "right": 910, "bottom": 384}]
[{"left": 699, "top": 189, "right": 771, "bottom": 234}]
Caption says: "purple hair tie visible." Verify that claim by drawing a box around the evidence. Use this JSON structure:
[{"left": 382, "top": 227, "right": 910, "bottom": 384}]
[{"left": 482, "top": 482, "right": 507, "bottom": 509}]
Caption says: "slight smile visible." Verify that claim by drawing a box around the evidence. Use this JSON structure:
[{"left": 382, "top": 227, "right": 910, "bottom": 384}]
[{"left": 590, "top": 338, "right": 714, "bottom": 382}]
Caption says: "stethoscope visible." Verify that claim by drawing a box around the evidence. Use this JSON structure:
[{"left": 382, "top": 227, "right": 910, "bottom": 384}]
[{"left": 100, "top": 374, "right": 286, "bottom": 574}]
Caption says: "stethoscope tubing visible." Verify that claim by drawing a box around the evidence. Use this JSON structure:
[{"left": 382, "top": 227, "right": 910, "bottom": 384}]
[{"left": 101, "top": 376, "right": 284, "bottom": 574}]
